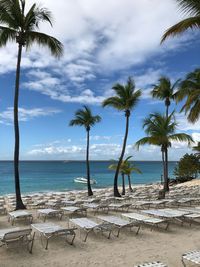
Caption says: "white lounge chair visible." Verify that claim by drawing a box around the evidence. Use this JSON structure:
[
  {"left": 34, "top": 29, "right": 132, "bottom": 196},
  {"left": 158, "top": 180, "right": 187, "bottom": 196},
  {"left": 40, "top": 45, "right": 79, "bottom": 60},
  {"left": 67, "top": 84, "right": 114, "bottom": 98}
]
[
  {"left": 122, "top": 212, "right": 169, "bottom": 230},
  {"left": 0, "top": 228, "right": 34, "bottom": 253},
  {"left": 108, "top": 203, "right": 131, "bottom": 212},
  {"left": 83, "top": 203, "right": 109, "bottom": 215},
  {"left": 31, "top": 222, "right": 76, "bottom": 249},
  {"left": 182, "top": 250, "right": 200, "bottom": 266},
  {"left": 61, "top": 206, "right": 87, "bottom": 219},
  {"left": 8, "top": 210, "right": 33, "bottom": 225},
  {"left": 97, "top": 215, "right": 140, "bottom": 236},
  {"left": 70, "top": 217, "right": 112, "bottom": 242},
  {"left": 37, "top": 209, "right": 62, "bottom": 222},
  {"left": 134, "top": 261, "right": 167, "bottom": 267}
]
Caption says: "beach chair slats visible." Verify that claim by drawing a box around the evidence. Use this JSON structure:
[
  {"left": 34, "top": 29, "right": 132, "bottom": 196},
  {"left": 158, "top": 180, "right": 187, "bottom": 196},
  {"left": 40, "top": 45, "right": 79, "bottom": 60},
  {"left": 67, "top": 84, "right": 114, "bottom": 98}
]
[
  {"left": 134, "top": 261, "right": 167, "bottom": 267},
  {"left": 182, "top": 250, "right": 200, "bottom": 264},
  {"left": 70, "top": 218, "right": 98, "bottom": 229}
]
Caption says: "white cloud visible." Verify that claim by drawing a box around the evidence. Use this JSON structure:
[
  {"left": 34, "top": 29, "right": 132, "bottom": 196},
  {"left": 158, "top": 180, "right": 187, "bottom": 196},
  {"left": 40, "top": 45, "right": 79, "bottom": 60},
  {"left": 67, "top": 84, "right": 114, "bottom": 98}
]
[
  {"left": 26, "top": 138, "right": 194, "bottom": 160},
  {"left": 0, "top": 107, "right": 61, "bottom": 124},
  {"left": 0, "top": 0, "right": 195, "bottom": 92},
  {"left": 176, "top": 113, "right": 200, "bottom": 131}
]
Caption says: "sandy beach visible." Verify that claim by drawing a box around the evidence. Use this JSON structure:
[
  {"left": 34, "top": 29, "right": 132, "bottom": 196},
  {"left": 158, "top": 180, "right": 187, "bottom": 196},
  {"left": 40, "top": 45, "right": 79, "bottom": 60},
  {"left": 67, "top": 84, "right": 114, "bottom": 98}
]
[{"left": 0, "top": 180, "right": 200, "bottom": 267}]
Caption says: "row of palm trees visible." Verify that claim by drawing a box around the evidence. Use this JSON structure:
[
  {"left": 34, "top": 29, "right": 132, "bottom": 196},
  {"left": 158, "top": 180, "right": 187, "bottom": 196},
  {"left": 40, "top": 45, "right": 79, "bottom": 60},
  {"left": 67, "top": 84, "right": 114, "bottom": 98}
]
[
  {"left": 0, "top": 0, "right": 199, "bottom": 208},
  {"left": 69, "top": 70, "right": 197, "bottom": 197}
]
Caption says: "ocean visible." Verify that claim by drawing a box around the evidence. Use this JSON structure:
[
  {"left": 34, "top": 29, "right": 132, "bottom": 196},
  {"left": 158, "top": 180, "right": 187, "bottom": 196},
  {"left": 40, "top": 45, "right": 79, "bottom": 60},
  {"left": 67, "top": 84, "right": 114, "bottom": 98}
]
[{"left": 0, "top": 161, "right": 177, "bottom": 195}]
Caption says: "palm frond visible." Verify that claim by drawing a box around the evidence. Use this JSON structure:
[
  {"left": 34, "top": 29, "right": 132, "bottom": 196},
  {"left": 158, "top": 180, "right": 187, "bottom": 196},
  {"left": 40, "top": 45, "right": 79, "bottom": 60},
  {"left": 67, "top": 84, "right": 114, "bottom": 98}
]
[
  {"left": 0, "top": 26, "right": 17, "bottom": 47},
  {"left": 69, "top": 105, "right": 101, "bottom": 129},
  {"left": 102, "top": 77, "right": 141, "bottom": 112},
  {"left": 26, "top": 31, "right": 63, "bottom": 58},
  {"left": 161, "top": 17, "right": 200, "bottom": 43}
]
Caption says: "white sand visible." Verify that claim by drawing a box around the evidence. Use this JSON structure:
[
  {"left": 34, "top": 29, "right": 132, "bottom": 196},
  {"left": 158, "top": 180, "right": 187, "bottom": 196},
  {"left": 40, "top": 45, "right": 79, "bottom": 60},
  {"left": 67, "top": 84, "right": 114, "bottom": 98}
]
[{"left": 1, "top": 180, "right": 200, "bottom": 267}]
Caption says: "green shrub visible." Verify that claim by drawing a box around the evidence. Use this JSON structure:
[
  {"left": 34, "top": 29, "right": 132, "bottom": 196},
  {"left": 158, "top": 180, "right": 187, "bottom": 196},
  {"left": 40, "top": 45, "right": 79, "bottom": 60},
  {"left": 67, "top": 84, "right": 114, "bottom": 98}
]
[{"left": 173, "top": 153, "right": 200, "bottom": 183}]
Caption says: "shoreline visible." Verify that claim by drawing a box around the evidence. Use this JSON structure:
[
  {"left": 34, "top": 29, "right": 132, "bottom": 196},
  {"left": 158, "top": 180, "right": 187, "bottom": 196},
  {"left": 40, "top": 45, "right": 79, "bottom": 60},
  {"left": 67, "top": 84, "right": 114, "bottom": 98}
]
[{"left": 1, "top": 179, "right": 199, "bottom": 197}]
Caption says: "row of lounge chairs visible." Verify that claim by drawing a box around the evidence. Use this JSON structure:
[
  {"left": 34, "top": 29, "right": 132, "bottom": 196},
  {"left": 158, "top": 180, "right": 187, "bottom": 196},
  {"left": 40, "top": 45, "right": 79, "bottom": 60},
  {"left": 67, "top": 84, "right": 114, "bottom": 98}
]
[
  {"left": 134, "top": 250, "right": 200, "bottom": 266},
  {"left": 1, "top": 223, "right": 200, "bottom": 266}
]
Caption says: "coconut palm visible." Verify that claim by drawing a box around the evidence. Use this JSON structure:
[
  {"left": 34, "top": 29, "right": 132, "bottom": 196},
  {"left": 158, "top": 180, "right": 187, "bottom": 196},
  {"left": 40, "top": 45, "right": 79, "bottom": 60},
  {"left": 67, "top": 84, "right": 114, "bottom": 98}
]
[
  {"left": 122, "top": 156, "right": 142, "bottom": 192},
  {"left": 0, "top": 0, "right": 63, "bottom": 209},
  {"left": 108, "top": 160, "right": 126, "bottom": 195},
  {"left": 102, "top": 77, "right": 141, "bottom": 197},
  {"left": 151, "top": 77, "right": 179, "bottom": 117},
  {"left": 161, "top": 0, "right": 200, "bottom": 43},
  {"left": 176, "top": 69, "right": 200, "bottom": 123},
  {"left": 69, "top": 106, "right": 101, "bottom": 196},
  {"left": 135, "top": 112, "right": 193, "bottom": 193},
  {"left": 108, "top": 156, "right": 141, "bottom": 195}
]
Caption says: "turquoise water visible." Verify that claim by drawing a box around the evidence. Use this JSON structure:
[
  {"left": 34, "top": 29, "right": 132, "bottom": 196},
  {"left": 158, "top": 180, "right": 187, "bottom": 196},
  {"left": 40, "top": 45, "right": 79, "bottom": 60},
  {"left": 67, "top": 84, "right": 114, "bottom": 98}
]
[{"left": 0, "top": 161, "right": 177, "bottom": 195}]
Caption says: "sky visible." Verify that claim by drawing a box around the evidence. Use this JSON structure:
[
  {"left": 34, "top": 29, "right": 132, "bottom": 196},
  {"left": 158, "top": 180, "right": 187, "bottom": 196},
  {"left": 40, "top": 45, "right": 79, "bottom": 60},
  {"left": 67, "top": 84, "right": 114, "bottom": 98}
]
[{"left": 0, "top": 0, "right": 200, "bottom": 161}]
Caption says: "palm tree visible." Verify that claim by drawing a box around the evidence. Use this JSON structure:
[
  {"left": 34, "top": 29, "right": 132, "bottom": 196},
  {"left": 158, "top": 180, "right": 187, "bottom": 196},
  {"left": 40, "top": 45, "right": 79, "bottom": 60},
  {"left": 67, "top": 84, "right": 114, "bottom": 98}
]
[
  {"left": 69, "top": 106, "right": 101, "bottom": 196},
  {"left": 109, "top": 157, "right": 141, "bottom": 195},
  {"left": 0, "top": 0, "right": 63, "bottom": 209},
  {"left": 176, "top": 69, "right": 200, "bottom": 123},
  {"left": 161, "top": 0, "right": 200, "bottom": 43},
  {"left": 122, "top": 156, "right": 142, "bottom": 193},
  {"left": 108, "top": 160, "right": 127, "bottom": 195},
  {"left": 135, "top": 112, "right": 193, "bottom": 193},
  {"left": 102, "top": 77, "right": 141, "bottom": 197},
  {"left": 151, "top": 77, "right": 179, "bottom": 117}
]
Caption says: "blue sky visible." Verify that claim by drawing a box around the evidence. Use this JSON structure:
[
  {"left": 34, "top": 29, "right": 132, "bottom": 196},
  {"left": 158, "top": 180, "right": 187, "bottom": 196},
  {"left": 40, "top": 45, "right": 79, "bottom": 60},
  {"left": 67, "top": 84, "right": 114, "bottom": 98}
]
[{"left": 0, "top": 0, "right": 200, "bottom": 161}]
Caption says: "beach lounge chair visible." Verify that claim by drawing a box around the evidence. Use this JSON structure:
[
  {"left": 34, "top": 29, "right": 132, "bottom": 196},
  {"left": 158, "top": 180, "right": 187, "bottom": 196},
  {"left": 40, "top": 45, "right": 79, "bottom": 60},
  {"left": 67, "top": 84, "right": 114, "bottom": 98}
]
[
  {"left": 142, "top": 209, "right": 188, "bottom": 225},
  {"left": 83, "top": 203, "right": 109, "bottom": 215},
  {"left": 122, "top": 212, "right": 169, "bottom": 230},
  {"left": 0, "top": 228, "right": 34, "bottom": 253},
  {"left": 182, "top": 250, "right": 200, "bottom": 266},
  {"left": 70, "top": 217, "right": 112, "bottom": 242},
  {"left": 97, "top": 215, "right": 140, "bottom": 236},
  {"left": 108, "top": 203, "right": 131, "bottom": 212},
  {"left": 31, "top": 222, "right": 76, "bottom": 250},
  {"left": 134, "top": 262, "right": 167, "bottom": 267},
  {"left": 37, "top": 209, "right": 62, "bottom": 222},
  {"left": 8, "top": 210, "right": 33, "bottom": 225},
  {"left": 61, "top": 206, "right": 87, "bottom": 219}
]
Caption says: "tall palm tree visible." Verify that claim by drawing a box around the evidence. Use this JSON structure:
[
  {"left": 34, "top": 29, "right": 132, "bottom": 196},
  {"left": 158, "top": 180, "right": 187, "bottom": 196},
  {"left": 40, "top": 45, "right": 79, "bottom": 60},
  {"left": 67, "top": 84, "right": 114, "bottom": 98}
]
[
  {"left": 69, "top": 106, "right": 101, "bottom": 196},
  {"left": 176, "top": 69, "right": 200, "bottom": 123},
  {"left": 0, "top": 0, "right": 63, "bottom": 209},
  {"left": 102, "top": 77, "right": 141, "bottom": 197},
  {"left": 161, "top": 0, "right": 200, "bottom": 43},
  {"left": 135, "top": 112, "right": 193, "bottom": 193},
  {"left": 151, "top": 77, "right": 179, "bottom": 117}
]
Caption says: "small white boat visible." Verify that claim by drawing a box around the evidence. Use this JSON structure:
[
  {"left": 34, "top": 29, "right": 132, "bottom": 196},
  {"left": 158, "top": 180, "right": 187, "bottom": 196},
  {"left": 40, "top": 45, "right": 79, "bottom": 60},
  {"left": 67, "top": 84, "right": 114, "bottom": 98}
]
[{"left": 74, "top": 177, "right": 97, "bottom": 185}]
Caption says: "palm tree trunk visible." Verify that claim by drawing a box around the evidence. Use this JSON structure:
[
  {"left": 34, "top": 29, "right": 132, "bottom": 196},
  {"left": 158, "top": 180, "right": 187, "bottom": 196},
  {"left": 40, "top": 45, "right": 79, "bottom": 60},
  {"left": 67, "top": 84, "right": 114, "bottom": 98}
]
[
  {"left": 86, "top": 129, "right": 93, "bottom": 196},
  {"left": 113, "top": 111, "right": 130, "bottom": 197},
  {"left": 166, "top": 105, "right": 169, "bottom": 118},
  {"left": 128, "top": 174, "right": 133, "bottom": 192},
  {"left": 14, "top": 43, "right": 26, "bottom": 210},
  {"left": 161, "top": 150, "right": 166, "bottom": 185},
  {"left": 165, "top": 148, "right": 169, "bottom": 191},
  {"left": 163, "top": 148, "right": 169, "bottom": 192},
  {"left": 121, "top": 173, "right": 125, "bottom": 195}
]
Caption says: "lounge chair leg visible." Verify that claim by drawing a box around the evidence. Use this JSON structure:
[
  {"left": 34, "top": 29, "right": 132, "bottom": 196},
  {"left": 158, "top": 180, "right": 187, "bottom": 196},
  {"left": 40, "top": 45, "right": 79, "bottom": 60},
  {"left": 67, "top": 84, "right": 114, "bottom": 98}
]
[
  {"left": 107, "top": 229, "right": 112, "bottom": 239},
  {"left": 136, "top": 225, "right": 140, "bottom": 235},
  {"left": 117, "top": 228, "right": 120, "bottom": 237},
  {"left": 181, "top": 258, "right": 186, "bottom": 267},
  {"left": 29, "top": 232, "right": 35, "bottom": 254},
  {"left": 84, "top": 231, "right": 89, "bottom": 242},
  {"left": 165, "top": 222, "right": 170, "bottom": 230},
  {"left": 45, "top": 237, "right": 50, "bottom": 250}
]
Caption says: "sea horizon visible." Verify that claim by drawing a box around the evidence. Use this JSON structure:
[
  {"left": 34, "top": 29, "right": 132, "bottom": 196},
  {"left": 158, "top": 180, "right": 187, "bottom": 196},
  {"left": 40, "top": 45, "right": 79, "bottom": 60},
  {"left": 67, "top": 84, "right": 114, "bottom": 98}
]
[{"left": 0, "top": 161, "right": 177, "bottom": 195}]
